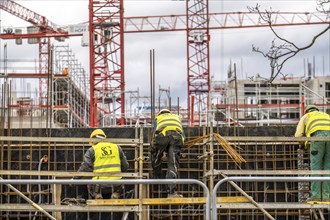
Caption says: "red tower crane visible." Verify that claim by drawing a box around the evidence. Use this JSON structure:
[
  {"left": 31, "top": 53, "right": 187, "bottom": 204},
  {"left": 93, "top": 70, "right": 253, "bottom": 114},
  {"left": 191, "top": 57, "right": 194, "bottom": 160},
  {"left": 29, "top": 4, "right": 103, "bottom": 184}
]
[
  {"left": 0, "top": 0, "right": 68, "bottom": 106},
  {"left": 1, "top": 0, "right": 329, "bottom": 127},
  {"left": 88, "top": 0, "right": 125, "bottom": 127},
  {"left": 186, "top": 0, "right": 210, "bottom": 126},
  {"left": 88, "top": 0, "right": 329, "bottom": 126}
]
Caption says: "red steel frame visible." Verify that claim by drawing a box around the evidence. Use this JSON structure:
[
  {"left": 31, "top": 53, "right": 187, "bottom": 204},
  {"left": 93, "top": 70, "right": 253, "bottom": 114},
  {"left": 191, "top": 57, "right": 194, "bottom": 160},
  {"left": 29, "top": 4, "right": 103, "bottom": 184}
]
[
  {"left": 0, "top": 0, "right": 65, "bottom": 106},
  {"left": 39, "top": 38, "right": 50, "bottom": 105},
  {"left": 1, "top": 0, "right": 329, "bottom": 127},
  {"left": 186, "top": 0, "right": 210, "bottom": 126},
  {"left": 89, "top": 0, "right": 125, "bottom": 127}
]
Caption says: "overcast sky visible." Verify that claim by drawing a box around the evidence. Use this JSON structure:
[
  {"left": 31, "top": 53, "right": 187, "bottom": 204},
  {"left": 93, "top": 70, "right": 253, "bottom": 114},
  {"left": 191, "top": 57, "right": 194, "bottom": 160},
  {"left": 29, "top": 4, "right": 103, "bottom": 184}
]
[{"left": 0, "top": 0, "right": 329, "bottom": 108}]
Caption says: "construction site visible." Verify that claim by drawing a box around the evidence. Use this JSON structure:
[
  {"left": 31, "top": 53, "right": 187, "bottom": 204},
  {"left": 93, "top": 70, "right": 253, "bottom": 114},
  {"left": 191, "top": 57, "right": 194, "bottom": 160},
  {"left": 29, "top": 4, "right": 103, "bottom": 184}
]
[{"left": 0, "top": 0, "right": 330, "bottom": 220}]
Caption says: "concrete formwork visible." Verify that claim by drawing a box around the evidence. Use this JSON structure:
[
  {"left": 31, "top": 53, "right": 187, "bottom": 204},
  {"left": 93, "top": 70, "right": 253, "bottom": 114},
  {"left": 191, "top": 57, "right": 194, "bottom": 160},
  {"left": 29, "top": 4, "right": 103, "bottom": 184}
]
[{"left": 1, "top": 126, "right": 329, "bottom": 220}]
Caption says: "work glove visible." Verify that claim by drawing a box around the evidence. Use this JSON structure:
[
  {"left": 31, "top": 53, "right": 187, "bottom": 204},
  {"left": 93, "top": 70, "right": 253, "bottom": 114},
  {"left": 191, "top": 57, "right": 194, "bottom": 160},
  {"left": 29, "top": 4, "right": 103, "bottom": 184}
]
[{"left": 304, "top": 141, "right": 310, "bottom": 149}]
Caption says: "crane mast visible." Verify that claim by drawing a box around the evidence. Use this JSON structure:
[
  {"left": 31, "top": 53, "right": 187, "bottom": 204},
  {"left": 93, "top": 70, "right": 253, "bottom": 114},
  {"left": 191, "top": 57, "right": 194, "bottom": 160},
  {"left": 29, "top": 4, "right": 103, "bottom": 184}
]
[
  {"left": 1, "top": 0, "right": 329, "bottom": 126},
  {"left": 186, "top": 0, "right": 210, "bottom": 126},
  {"left": 89, "top": 0, "right": 125, "bottom": 127}
]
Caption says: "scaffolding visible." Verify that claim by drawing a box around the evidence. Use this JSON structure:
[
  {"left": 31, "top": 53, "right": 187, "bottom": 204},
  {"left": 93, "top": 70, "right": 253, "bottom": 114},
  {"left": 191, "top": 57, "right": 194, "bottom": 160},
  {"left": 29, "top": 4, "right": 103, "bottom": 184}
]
[
  {"left": 211, "top": 76, "right": 330, "bottom": 127},
  {"left": 1, "top": 62, "right": 329, "bottom": 128},
  {"left": 0, "top": 45, "right": 90, "bottom": 128},
  {"left": 0, "top": 127, "right": 329, "bottom": 219}
]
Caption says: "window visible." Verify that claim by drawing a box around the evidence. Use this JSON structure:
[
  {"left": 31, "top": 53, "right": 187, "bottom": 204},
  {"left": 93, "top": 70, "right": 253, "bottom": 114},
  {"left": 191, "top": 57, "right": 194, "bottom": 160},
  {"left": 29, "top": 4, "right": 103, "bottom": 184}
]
[{"left": 326, "top": 83, "right": 330, "bottom": 98}]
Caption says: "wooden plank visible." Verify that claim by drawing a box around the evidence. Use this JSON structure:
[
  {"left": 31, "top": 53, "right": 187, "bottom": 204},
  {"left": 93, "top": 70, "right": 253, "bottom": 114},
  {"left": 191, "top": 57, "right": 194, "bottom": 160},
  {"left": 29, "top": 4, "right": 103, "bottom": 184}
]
[
  {"left": 217, "top": 202, "right": 330, "bottom": 209},
  {"left": 4, "top": 169, "right": 329, "bottom": 178},
  {"left": 307, "top": 201, "right": 330, "bottom": 205},
  {"left": 219, "top": 196, "right": 249, "bottom": 203},
  {"left": 53, "top": 183, "right": 62, "bottom": 220},
  {"left": 0, "top": 136, "right": 139, "bottom": 144},
  {"left": 0, "top": 170, "right": 140, "bottom": 178},
  {"left": 1, "top": 135, "right": 327, "bottom": 144},
  {"left": 0, "top": 204, "right": 138, "bottom": 212},
  {"left": 2, "top": 203, "right": 329, "bottom": 212},
  {"left": 141, "top": 183, "right": 149, "bottom": 220},
  {"left": 209, "top": 170, "right": 330, "bottom": 176},
  {"left": 87, "top": 196, "right": 249, "bottom": 206}
]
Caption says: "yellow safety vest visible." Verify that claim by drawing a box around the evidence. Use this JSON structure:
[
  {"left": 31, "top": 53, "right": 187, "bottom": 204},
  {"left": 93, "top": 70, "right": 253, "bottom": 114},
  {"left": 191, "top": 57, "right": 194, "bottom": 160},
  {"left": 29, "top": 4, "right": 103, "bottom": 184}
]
[
  {"left": 305, "top": 111, "right": 330, "bottom": 137},
  {"left": 92, "top": 142, "right": 121, "bottom": 180},
  {"left": 156, "top": 113, "right": 184, "bottom": 141}
]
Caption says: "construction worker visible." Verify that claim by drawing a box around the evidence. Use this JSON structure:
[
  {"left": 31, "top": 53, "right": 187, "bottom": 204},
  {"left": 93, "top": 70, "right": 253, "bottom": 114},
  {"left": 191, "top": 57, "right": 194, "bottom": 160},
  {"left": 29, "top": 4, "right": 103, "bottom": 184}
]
[
  {"left": 295, "top": 105, "right": 330, "bottom": 203},
  {"left": 75, "top": 129, "right": 129, "bottom": 199},
  {"left": 151, "top": 109, "right": 185, "bottom": 198},
  {"left": 63, "top": 67, "right": 68, "bottom": 75}
]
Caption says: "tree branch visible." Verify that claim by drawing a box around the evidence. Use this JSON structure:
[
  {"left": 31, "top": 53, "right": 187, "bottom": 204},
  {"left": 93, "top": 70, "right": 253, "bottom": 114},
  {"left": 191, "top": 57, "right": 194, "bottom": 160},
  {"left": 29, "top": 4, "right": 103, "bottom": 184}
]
[{"left": 249, "top": 1, "right": 330, "bottom": 83}]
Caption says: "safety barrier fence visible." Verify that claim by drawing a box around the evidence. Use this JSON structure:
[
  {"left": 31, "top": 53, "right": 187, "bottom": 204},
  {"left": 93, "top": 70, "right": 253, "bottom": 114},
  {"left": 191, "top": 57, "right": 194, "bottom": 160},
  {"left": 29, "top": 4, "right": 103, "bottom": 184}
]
[
  {"left": 1, "top": 177, "right": 330, "bottom": 220},
  {"left": 213, "top": 176, "right": 330, "bottom": 220},
  {"left": 0, "top": 178, "right": 210, "bottom": 220}
]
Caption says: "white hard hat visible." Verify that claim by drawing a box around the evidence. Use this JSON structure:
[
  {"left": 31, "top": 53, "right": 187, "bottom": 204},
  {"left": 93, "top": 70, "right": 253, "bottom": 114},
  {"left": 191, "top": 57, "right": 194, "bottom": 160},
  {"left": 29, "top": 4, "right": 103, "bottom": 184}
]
[{"left": 158, "top": 109, "right": 171, "bottom": 115}]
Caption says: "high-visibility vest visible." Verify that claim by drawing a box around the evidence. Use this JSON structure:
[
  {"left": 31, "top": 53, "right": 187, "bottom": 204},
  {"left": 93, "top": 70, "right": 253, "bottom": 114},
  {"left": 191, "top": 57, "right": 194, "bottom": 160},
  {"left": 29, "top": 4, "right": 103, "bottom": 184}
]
[
  {"left": 92, "top": 142, "right": 121, "bottom": 180},
  {"left": 305, "top": 111, "right": 330, "bottom": 137},
  {"left": 156, "top": 113, "right": 183, "bottom": 141}
]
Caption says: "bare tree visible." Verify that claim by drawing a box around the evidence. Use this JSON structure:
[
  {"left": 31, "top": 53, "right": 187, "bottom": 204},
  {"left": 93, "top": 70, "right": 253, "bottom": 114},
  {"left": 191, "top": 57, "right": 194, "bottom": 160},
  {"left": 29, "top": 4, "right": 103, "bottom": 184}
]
[{"left": 248, "top": 0, "right": 330, "bottom": 83}]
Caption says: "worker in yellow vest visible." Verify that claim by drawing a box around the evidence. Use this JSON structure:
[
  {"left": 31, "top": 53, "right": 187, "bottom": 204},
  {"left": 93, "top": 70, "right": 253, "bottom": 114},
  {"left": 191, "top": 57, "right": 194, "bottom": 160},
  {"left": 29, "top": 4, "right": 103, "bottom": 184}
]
[
  {"left": 75, "top": 129, "right": 129, "bottom": 199},
  {"left": 295, "top": 105, "right": 330, "bottom": 203},
  {"left": 151, "top": 109, "right": 185, "bottom": 198}
]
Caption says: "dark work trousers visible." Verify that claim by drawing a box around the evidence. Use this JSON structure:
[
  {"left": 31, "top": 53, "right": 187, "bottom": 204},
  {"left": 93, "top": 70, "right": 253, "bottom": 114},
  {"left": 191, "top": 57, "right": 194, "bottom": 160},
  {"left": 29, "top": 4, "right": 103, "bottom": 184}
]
[
  {"left": 151, "top": 131, "right": 183, "bottom": 194},
  {"left": 87, "top": 184, "right": 123, "bottom": 199}
]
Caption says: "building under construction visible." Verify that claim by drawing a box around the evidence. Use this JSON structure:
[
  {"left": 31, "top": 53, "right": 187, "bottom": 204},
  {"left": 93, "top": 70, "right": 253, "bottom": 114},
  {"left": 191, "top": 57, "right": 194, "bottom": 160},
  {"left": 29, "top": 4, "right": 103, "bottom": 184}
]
[{"left": 0, "top": 0, "right": 330, "bottom": 220}]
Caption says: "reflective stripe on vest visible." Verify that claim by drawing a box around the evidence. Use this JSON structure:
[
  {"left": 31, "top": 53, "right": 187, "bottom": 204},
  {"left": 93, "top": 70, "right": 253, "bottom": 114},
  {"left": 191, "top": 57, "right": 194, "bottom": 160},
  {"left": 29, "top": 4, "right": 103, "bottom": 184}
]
[
  {"left": 156, "top": 113, "right": 184, "bottom": 142},
  {"left": 156, "top": 113, "right": 183, "bottom": 135},
  {"left": 305, "top": 111, "right": 330, "bottom": 137},
  {"left": 92, "top": 142, "right": 121, "bottom": 180}
]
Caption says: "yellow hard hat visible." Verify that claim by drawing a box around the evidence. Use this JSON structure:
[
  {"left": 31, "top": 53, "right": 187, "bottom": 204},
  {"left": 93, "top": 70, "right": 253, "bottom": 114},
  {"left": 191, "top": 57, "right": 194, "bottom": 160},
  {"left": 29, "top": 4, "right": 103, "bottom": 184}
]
[
  {"left": 158, "top": 109, "right": 171, "bottom": 115},
  {"left": 89, "top": 129, "right": 106, "bottom": 145}
]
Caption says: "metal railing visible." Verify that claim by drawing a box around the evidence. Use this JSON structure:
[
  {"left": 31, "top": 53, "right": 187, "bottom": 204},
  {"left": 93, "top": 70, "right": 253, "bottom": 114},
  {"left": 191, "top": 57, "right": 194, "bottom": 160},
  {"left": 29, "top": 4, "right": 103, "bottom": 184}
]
[
  {"left": 212, "top": 176, "right": 330, "bottom": 220},
  {"left": 0, "top": 178, "right": 211, "bottom": 220},
  {"left": 1, "top": 176, "right": 330, "bottom": 219}
]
